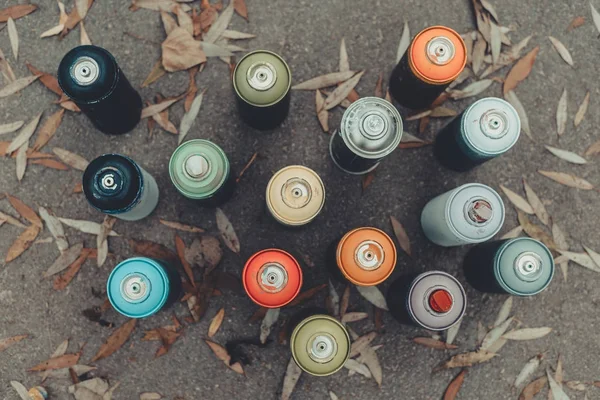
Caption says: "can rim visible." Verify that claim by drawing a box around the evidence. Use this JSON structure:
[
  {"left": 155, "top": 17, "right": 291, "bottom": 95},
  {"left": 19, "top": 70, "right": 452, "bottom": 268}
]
[
  {"left": 107, "top": 257, "right": 170, "bottom": 318},
  {"left": 265, "top": 165, "right": 326, "bottom": 226},
  {"left": 328, "top": 130, "right": 381, "bottom": 175},
  {"left": 290, "top": 314, "right": 350, "bottom": 376},
  {"left": 461, "top": 97, "right": 521, "bottom": 156},
  {"left": 493, "top": 237, "right": 555, "bottom": 296},
  {"left": 232, "top": 50, "right": 292, "bottom": 108},
  {"left": 445, "top": 183, "right": 505, "bottom": 243}
]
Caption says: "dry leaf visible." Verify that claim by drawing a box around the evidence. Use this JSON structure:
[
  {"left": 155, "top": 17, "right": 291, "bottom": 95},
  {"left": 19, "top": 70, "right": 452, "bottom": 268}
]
[
  {"left": 0, "top": 75, "right": 40, "bottom": 98},
  {"left": 315, "top": 90, "right": 329, "bottom": 132},
  {"left": 260, "top": 307, "right": 280, "bottom": 344},
  {"left": 490, "top": 21, "right": 501, "bottom": 65},
  {"left": 493, "top": 297, "right": 513, "bottom": 327},
  {"left": 281, "top": 356, "right": 302, "bottom": 400},
  {"left": 556, "top": 89, "right": 568, "bottom": 136},
  {"left": 362, "top": 169, "right": 376, "bottom": 192},
  {"left": 349, "top": 332, "right": 377, "bottom": 358},
  {"left": 10, "top": 381, "right": 30, "bottom": 400},
  {"left": 292, "top": 71, "right": 356, "bottom": 90},
  {"left": 53, "top": 249, "right": 90, "bottom": 290},
  {"left": 0, "top": 210, "right": 26, "bottom": 228},
  {"left": 514, "top": 354, "right": 543, "bottom": 387},
  {"left": 201, "top": 41, "right": 234, "bottom": 57},
  {"left": 0, "top": 334, "right": 28, "bottom": 352},
  {"left": 548, "top": 37, "right": 574, "bottom": 66},
  {"left": 29, "top": 352, "right": 81, "bottom": 371},
  {"left": 60, "top": 218, "right": 119, "bottom": 236},
  {"left": 584, "top": 139, "right": 600, "bottom": 156},
  {"left": 355, "top": 285, "right": 388, "bottom": 310},
  {"left": 389, "top": 215, "right": 411, "bottom": 256},
  {"left": 159, "top": 219, "right": 204, "bottom": 233},
  {"left": 558, "top": 250, "right": 600, "bottom": 273},
  {"left": 0, "top": 4, "right": 37, "bottom": 22},
  {"left": 179, "top": 90, "right": 204, "bottom": 144},
  {"left": 31, "top": 158, "right": 69, "bottom": 170},
  {"left": 522, "top": 179, "right": 550, "bottom": 227},
  {"left": 565, "top": 381, "right": 586, "bottom": 391},
  {"left": 472, "top": 33, "right": 487, "bottom": 74},
  {"left": 128, "top": 238, "right": 178, "bottom": 265},
  {"left": 574, "top": 91, "right": 590, "bottom": 127},
  {"left": 344, "top": 358, "right": 371, "bottom": 378},
  {"left": 233, "top": 0, "right": 248, "bottom": 20},
  {"left": 504, "top": 91, "right": 533, "bottom": 141},
  {"left": 96, "top": 216, "right": 115, "bottom": 267},
  {"left": 33, "top": 109, "right": 65, "bottom": 151},
  {"left": 131, "top": 0, "right": 189, "bottom": 12},
  {"left": 545, "top": 146, "right": 587, "bottom": 164},
  {"left": 15, "top": 142, "right": 28, "bottom": 181},
  {"left": 39, "top": 207, "right": 68, "bottom": 252},
  {"left": 547, "top": 370, "right": 570, "bottom": 400},
  {"left": 437, "top": 350, "right": 496, "bottom": 370},
  {"left": 413, "top": 337, "right": 458, "bottom": 350},
  {"left": 43, "top": 243, "right": 84, "bottom": 278},
  {"left": 141, "top": 97, "right": 181, "bottom": 118},
  {"left": 399, "top": 132, "right": 432, "bottom": 148},
  {"left": 221, "top": 30, "right": 255, "bottom": 40},
  {"left": 591, "top": 1, "right": 600, "bottom": 34},
  {"left": 358, "top": 345, "right": 382, "bottom": 386},
  {"left": 406, "top": 110, "right": 432, "bottom": 121},
  {"left": 339, "top": 37, "right": 349, "bottom": 72},
  {"left": 52, "top": 147, "right": 89, "bottom": 171},
  {"left": 160, "top": 11, "right": 177, "bottom": 35},
  {"left": 567, "top": 16, "right": 585, "bottom": 31},
  {"left": 216, "top": 208, "right": 240, "bottom": 253},
  {"left": 6, "top": 113, "right": 42, "bottom": 154},
  {"left": 481, "top": 317, "right": 514, "bottom": 350},
  {"left": 444, "top": 369, "right": 467, "bottom": 400},
  {"left": 162, "top": 27, "right": 206, "bottom": 72},
  {"left": 503, "top": 327, "right": 552, "bottom": 340},
  {"left": 287, "top": 284, "right": 327, "bottom": 307},
  {"left": 140, "top": 393, "right": 163, "bottom": 400},
  {"left": 176, "top": 7, "right": 194, "bottom": 36},
  {"left": 175, "top": 234, "right": 195, "bottom": 285},
  {"left": 395, "top": 22, "right": 410, "bottom": 63},
  {"left": 517, "top": 211, "right": 557, "bottom": 249},
  {"left": 341, "top": 312, "right": 369, "bottom": 324},
  {"left": 500, "top": 185, "right": 534, "bottom": 214},
  {"left": 445, "top": 319, "right": 462, "bottom": 345},
  {"left": 208, "top": 308, "right": 225, "bottom": 337},
  {"left": 92, "top": 319, "right": 137, "bottom": 362},
  {"left": 519, "top": 377, "right": 548, "bottom": 400},
  {"left": 80, "top": 21, "right": 92, "bottom": 45},
  {"left": 5, "top": 224, "right": 40, "bottom": 262},
  {"left": 203, "top": 1, "right": 234, "bottom": 43},
  {"left": 584, "top": 245, "right": 600, "bottom": 270},
  {"left": 430, "top": 107, "right": 457, "bottom": 117},
  {"left": 0, "top": 120, "right": 23, "bottom": 135},
  {"left": 538, "top": 170, "right": 594, "bottom": 190},
  {"left": 323, "top": 71, "right": 364, "bottom": 110},
  {"left": 7, "top": 17, "right": 18, "bottom": 59},
  {"left": 141, "top": 59, "right": 166, "bottom": 88},
  {"left": 504, "top": 47, "right": 539, "bottom": 95},
  {"left": 204, "top": 340, "right": 244, "bottom": 374},
  {"left": 450, "top": 79, "right": 494, "bottom": 99}
]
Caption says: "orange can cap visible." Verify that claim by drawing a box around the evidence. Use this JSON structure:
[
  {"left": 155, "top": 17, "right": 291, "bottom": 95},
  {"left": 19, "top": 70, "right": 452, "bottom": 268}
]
[
  {"left": 243, "top": 249, "right": 303, "bottom": 308},
  {"left": 409, "top": 26, "right": 467, "bottom": 85},
  {"left": 336, "top": 227, "right": 397, "bottom": 286},
  {"left": 428, "top": 289, "right": 453, "bottom": 313}
]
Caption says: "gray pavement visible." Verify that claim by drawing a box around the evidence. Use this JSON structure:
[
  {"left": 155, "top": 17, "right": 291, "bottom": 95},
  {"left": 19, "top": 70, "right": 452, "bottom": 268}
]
[{"left": 1, "top": 0, "right": 599, "bottom": 399}]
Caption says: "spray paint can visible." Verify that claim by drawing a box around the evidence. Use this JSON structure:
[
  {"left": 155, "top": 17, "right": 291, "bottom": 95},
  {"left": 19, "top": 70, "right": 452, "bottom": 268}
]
[
  {"left": 464, "top": 238, "right": 554, "bottom": 296},
  {"left": 421, "top": 183, "right": 505, "bottom": 247},
  {"left": 290, "top": 314, "right": 351, "bottom": 376},
  {"left": 169, "top": 139, "right": 235, "bottom": 206},
  {"left": 266, "top": 165, "right": 325, "bottom": 227},
  {"left": 389, "top": 26, "right": 466, "bottom": 110},
  {"left": 243, "top": 249, "right": 303, "bottom": 308},
  {"left": 434, "top": 97, "right": 521, "bottom": 171},
  {"left": 329, "top": 97, "right": 403, "bottom": 175},
  {"left": 107, "top": 257, "right": 182, "bottom": 319},
  {"left": 233, "top": 50, "right": 291, "bottom": 130},
  {"left": 58, "top": 45, "right": 142, "bottom": 135},
  {"left": 83, "top": 154, "right": 159, "bottom": 221},
  {"left": 387, "top": 271, "right": 466, "bottom": 331},
  {"left": 327, "top": 227, "right": 397, "bottom": 286}
]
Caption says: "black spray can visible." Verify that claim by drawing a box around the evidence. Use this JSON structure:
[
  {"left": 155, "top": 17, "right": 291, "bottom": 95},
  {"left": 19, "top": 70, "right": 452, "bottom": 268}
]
[{"left": 58, "top": 45, "right": 142, "bottom": 135}]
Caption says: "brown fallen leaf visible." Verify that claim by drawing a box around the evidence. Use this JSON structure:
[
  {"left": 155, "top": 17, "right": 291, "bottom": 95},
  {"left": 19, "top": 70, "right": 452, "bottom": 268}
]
[
  {"left": 545, "top": 146, "right": 587, "bottom": 165},
  {"left": 141, "top": 59, "right": 166, "bottom": 88},
  {"left": 184, "top": 65, "right": 200, "bottom": 112},
  {"left": 185, "top": 236, "right": 223, "bottom": 272},
  {"left": 260, "top": 307, "right": 280, "bottom": 344},
  {"left": 444, "top": 369, "right": 467, "bottom": 400},
  {"left": 548, "top": 37, "right": 574, "bottom": 66},
  {"left": 7, "top": 17, "right": 18, "bottom": 60},
  {"left": 293, "top": 71, "right": 356, "bottom": 91},
  {"left": 399, "top": 132, "right": 432, "bottom": 149},
  {"left": 450, "top": 79, "right": 494, "bottom": 100},
  {"left": 574, "top": 91, "right": 590, "bottom": 127},
  {"left": 390, "top": 215, "right": 411, "bottom": 256},
  {"left": 215, "top": 208, "right": 240, "bottom": 253},
  {"left": 28, "top": 352, "right": 81, "bottom": 371},
  {"left": 178, "top": 89, "right": 205, "bottom": 144},
  {"left": 538, "top": 170, "right": 594, "bottom": 190},
  {"left": 349, "top": 332, "right": 377, "bottom": 358},
  {"left": 96, "top": 216, "right": 115, "bottom": 267},
  {"left": 0, "top": 5, "right": 37, "bottom": 22},
  {"left": 202, "top": 1, "right": 234, "bottom": 43},
  {"left": 339, "top": 285, "right": 350, "bottom": 318},
  {"left": 281, "top": 356, "right": 302, "bottom": 400},
  {"left": 80, "top": 21, "right": 92, "bottom": 45},
  {"left": 504, "top": 47, "right": 540, "bottom": 95},
  {"left": 338, "top": 37, "right": 350, "bottom": 73},
  {"left": 233, "top": 0, "right": 248, "bottom": 20},
  {"left": 208, "top": 308, "right": 225, "bottom": 338},
  {"left": 159, "top": 219, "right": 205, "bottom": 233},
  {"left": 0, "top": 334, "right": 28, "bottom": 352},
  {"left": 6, "top": 113, "right": 43, "bottom": 155},
  {"left": 53, "top": 249, "right": 90, "bottom": 290},
  {"left": 436, "top": 350, "right": 496, "bottom": 371},
  {"left": 584, "top": 139, "right": 600, "bottom": 156},
  {"left": 287, "top": 284, "right": 327, "bottom": 307},
  {"left": 341, "top": 311, "right": 369, "bottom": 324},
  {"left": 175, "top": 234, "right": 195, "bottom": 286},
  {"left": 44, "top": 243, "right": 84, "bottom": 278},
  {"left": 176, "top": 7, "right": 193, "bottom": 36},
  {"left": 504, "top": 90, "right": 533, "bottom": 141},
  {"left": 91, "top": 319, "right": 137, "bottom": 362},
  {"left": 374, "top": 72, "right": 384, "bottom": 98},
  {"left": 556, "top": 88, "right": 568, "bottom": 136},
  {"left": 204, "top": 340, "right": 244, "bottom": 374},
  {"left": 413, "top": 337, "right": 458, "bottom": 350},
  {"left": 519, "top": 376, "right": 548, "bottom": 400},
  {"left": 356, "top": 285, "right": 388, "bottom": 310},
  {"left": 324, "top": 71, "right": 365, "bottom": 110},
  {"left": 0, "top": 75, "right": 40, "bottom": 98},
  {"left": 500, "top": 185, "right": 534, "bottom": 214},
  {"left": 52, "top": 147, "right": 89, "bottom": 171},
  {"left": 236, "top": 151, "right": 258, "bottom": 183},
  {"left": 503, "top": 327, "right": 552, "bottom": 341},
  {"left": 131, "top": 0, "right": 189, "bottom": 13},
  {"left": 0, "top": 121, "right": 23, "bottom": 135},
  {"left": 5, "top": 224, "right": 40, "bottom": 263},
  {"left": 567, "top": 16, "right": 585, "bottom": 31},
  {"left": 315, "top": 90, "right": 329, "bottom": 132},
  {"left": 522, "top": 179, "right": 550, "bottom": 226},
  {"left": 395, "top": 21, "right": 410, "bottom": 63},
  {"left": 27, "top": 64, "right": 63, "bottom": 96},
  {"left": 59, "top": 100, "right": 80, "bottom": 112},
  {"left": 162, "top": 27, "right": 206, "bottom": 72},
  {"left": 128, "top": 238, "right": 179, "bottom": 265},
  {"left": 517, "top": 211, "right": 557, "bottom": 250},
  {"left": 7, "top": 194, "right": 42, "bottom": 228},
  {"left": 32, "top": 109, "right": 65, "bottom": 151},
  {"left": 362, "top": 169, "right": 376, "bottom": 192},
  {"left": 140, "top": 393, "right": 163, "bottom": 400},
  {"left": 15, "top": 142, "right": 28, "bottom": 181}
]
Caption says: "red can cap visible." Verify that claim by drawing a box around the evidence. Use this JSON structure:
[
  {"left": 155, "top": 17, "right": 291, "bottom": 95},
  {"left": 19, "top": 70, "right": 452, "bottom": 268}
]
[
  {"left": 428, "top": 289, "right": 453, "bottom": 313},
  {"left": 243, "top": 249, "right": 303, "bottom": 308}
]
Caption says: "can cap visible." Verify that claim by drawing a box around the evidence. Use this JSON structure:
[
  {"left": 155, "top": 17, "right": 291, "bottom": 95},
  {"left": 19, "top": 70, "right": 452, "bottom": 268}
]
[
  {"left": 243, "top": 249, "right": 303, "bottom": 308},
  {"left": 58, "top": 45, "right": 118, "bottom": 104},
  {"left": 495, "top": 238, "right": 554, "bottom": 296},
  {"left": 409, "top": 26, "right": 466, "bottom": 84},
  {"left": 169, "top": 139, "right": 230, "bottom": 200},
  {"left": 407, "top": 271, "right": 466, "bottom": 331},
  {"left": 448, "top": 183, "right": 505, "bottom": 243},
  {"left": 107, "top": 257, "right": 170, "bottom": 318},
  {"left": 290, "top": 314, "right": 350, "bottom": 376},
  {"left": 340, "top": 97, "right": 403, "bottom": 159},
  {"left": 336, "top": 227, "right": 397, "bottom": 286},
  {"left": 462, "top": 97, "right": 521, "bottom": 155},
  {"left": 266, "top": 165, "right": 325, "bottom": 226},
  {"left": 83, "top": 154, "right": 142, "bottom": 214},
  {"left": 233, "top": 50, "right": 291, "bottom": 107}
]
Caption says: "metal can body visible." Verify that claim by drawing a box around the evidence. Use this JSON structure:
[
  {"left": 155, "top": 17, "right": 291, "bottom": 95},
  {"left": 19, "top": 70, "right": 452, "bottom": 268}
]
[
  {"left": 328, "top": 227, "right": 397, "bottom": 286},
  {"left": 83, "top": 154, "right": 159, "bottom": 221},
  {"left": 169, "top": 139, "right": 235, "bottom": 207},
  {"left": 389, "top": 26, "right": 467, "bottom": 110},
  {"left": 464, "top": 238, "right": 554, "bottom": 296},
  {"left": 421, "top": 183, "right": 505, "bottom": 246},
  {"left": 434, "top": 97, "right": 521, "bottom": 171},
  {"left": 233, "top": 50, "right": 291, "bottom": 130},
  {"left": 387, "top": 271, "right": 466, "bottom": 331},
  {"left": 266, "top": 165, "right": 325, "bottom": 227},
  {"left": 58, "top": 45, "right": 142, "bottom": 135},
  {"left": 107, "top": 257, "right": 182, "bottom": 319},
  {"left": 290, "top": 314, "right": 350, "bottom": 376},
  {"left": 329, "top": 97, "right": 403, "bottom": 175},
  {"left": 243, "top": 249, "right": 303, "bottom": 308}
]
